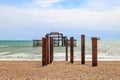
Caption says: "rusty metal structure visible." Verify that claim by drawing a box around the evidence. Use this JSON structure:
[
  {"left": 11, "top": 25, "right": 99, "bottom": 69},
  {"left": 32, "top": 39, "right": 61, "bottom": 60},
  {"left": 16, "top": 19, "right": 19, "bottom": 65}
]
[
  {"left": 33, "top": 32, "right": 77, "bottom": 47},
  {"left": 46, "top": 32, "right": 67, "bottom": 47},
  {"left": 33, "top": 40, "right": 42, "bottom": 47},
  {"left": 32, "top": 32, "right": 100, "bottom": 67}
]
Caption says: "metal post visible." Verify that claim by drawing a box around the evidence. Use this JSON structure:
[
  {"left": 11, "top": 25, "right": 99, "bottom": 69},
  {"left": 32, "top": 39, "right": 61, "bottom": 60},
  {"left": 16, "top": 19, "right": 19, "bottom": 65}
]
[
  {"left": 50, "top": 37, "right": 53, "bottom": 63},
  {"left": 70, "top": 37, "right": 74, "bottom": 63},
  {"left": 52, "top": 38, "right": 54, "bottom": 61},
  {"left": 66, "top": 38, "right": 68, "bottom": 61},
  {"left": 37, "top": 40, "right": 39, "bottom": 46},
  {"left": 58, "top": 34, "right": 59, "bottom": 46},
  {"left": 46, "top": 35, "right": 50, "bottom": 64},
  {"left": 62, "top": 38, "right": 64, "bottom": 46},
  {"left": 92, "top": 37, "right": 98, "bottom": 66},
  {"left": 42, "top": 38, "right": 46, "bottom": 66},
  {"left": 81, "top": 35, "right": 85, "bottom": 64}
]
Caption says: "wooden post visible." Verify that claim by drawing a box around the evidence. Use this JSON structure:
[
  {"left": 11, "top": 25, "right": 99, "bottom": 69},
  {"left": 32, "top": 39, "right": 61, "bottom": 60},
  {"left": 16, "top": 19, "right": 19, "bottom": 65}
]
[
  {"left": 50, "top": 37, "right": 53, "bottom": 63},
  {"left": 70, "top": 37, "right": 74, "bottom": 63},
  {"left": 42, "top": 38, "right": 46, "bottom": 66},
  {"left": 46, "top": 35, "right": 50, "bottom": 64},
  {"left": 92, "top": 37, "right": 98, "bottom": 66},
  {"left": 66, "top": 38, "right": 68, "bottom": 61},
  {"left": 81, "top": 35, "right": 85, "bottom": 64}
]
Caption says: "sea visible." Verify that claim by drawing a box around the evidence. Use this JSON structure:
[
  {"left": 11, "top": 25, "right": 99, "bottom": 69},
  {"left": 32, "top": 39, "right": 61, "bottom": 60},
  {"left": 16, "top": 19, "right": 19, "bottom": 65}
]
[{"left": 0, "top": 40, "right": 120, "bottom": 61}]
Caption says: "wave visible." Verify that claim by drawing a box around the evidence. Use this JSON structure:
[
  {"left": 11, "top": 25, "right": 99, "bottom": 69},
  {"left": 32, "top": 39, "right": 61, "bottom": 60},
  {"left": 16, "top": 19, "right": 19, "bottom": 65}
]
[
  {"left": 0, "top": 45, "right": 8, "bottom": 48},
  {"left": 0, "top": 52, "right": 11, "bottom": 55},
  {"left": 0, "top": 52, "right": 42, "bottom": 60},
  {"left": 0, "top": 52, "right": 120, "bottom": 61}
]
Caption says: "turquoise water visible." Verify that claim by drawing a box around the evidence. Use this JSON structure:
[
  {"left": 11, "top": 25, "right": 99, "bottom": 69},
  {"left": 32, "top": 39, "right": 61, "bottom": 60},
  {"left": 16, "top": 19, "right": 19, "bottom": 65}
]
[
  {"left": 0, "top": 40, "right": 41, "bottom": 60},
  {"left": 0, "top": 40, "right": 120, "bottom": 61}
]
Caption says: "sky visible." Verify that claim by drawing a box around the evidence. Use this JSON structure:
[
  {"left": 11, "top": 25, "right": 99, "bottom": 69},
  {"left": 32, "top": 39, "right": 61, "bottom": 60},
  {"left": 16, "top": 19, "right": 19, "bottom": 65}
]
[{"left": 0, "top": 0, "right": 120, "bottom": 40}]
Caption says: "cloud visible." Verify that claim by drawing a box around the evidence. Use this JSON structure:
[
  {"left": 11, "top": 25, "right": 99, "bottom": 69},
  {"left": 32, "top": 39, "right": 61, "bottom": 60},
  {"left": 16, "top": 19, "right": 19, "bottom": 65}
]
[
  {"left": 0, "top": 0, "right": 120, "bottom": 30},
  {"left": 33, "top": 0, "right": 62, "bottom": 7},
  {"left": 31, "top": 0, "right": 120, "bottom": 10},
  {"left": 85, "top": 0, "right": 120, "bottom": 10},
  {"left": 0, "top": 5, "right": 120, "bottom": 31},
  {"left": 0, "top": 0, "right": 120, "bottom": 39},
  {"left": 1, "top": 0, "right": 120, "bottom": 10}
]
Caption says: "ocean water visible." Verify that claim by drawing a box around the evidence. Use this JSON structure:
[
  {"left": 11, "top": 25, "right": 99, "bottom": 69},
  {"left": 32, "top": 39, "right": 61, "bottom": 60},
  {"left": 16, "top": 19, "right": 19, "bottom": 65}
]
[{"left": 0, "top": 40, "right": 120, "bottom": 61}]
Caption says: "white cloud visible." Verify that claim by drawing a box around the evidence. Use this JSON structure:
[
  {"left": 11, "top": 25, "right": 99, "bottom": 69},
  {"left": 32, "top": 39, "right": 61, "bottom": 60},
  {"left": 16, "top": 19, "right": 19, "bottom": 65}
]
[
  {"left": 86, "top": 0, "right": 120, "bottom": 10},
  {"left": 33, "top": 0, "right": 62, "bottom": 7},
  {"left": 0, "top": 5, "right": 120, "bottom": 31}
]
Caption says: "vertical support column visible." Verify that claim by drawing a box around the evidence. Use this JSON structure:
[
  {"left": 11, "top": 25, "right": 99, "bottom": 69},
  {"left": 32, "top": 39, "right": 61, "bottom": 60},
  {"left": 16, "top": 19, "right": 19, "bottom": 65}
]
[
  {"left": 42, "top": 38, "right": 46, "bottom": 66},
  {"left": 66, "top": 38, "right": 68, "bottom": 61},
  {"left": 81, "top": 35, "right": 85, "bottom": 64},
  {"left": 33, "top": 40, "right": 36, "bottom": 47},
  {"left": 50, "top": 37, "right": 53, "bottom": 63},
  {"left": 58, "top": 34, "right": 59, "bottom": 46},
  {"left": 52, "top": 38, "right": 54, "bottom": 61},
  {"left": 62, "top": 37, "right": 64, "bottom": 46},
  {"left": 36, "top": 40, "right": 38, "bottom": 46},
  {"left": 37, "top": 40, "right": 40, "bottom": 46},
  {"left": 46, "top": 35, "right": 50, "bottom": 64},
  {"left": 92, "top": 37, "right": 98, "bottom": 66},
  {"left": 70, "top": 37, "right": 74, "bottom": 63}
]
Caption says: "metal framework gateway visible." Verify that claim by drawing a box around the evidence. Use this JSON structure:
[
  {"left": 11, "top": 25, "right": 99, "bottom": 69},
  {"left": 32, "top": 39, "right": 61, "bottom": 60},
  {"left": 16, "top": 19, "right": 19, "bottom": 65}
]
[{"left": 33, "top": 32, "right": 76, "bottom": 47}]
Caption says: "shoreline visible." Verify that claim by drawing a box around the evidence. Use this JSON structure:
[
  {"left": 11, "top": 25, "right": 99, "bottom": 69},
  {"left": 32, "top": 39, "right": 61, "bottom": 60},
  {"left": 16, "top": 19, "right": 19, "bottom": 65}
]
[{"left": 0, "top": 59, "right": 120, "bottom": 61}]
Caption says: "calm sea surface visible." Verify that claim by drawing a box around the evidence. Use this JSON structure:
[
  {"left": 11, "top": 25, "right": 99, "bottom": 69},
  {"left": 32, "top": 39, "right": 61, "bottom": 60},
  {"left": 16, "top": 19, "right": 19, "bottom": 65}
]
[{"left": 0, "top": 40, "right": 120, "bottom": 61}]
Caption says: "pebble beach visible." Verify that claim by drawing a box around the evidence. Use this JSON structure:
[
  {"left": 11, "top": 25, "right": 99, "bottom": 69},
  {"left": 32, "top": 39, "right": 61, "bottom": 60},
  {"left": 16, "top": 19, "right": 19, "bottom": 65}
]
[{"left": 0, "top": 61, "right": 120, "bottom": 80}]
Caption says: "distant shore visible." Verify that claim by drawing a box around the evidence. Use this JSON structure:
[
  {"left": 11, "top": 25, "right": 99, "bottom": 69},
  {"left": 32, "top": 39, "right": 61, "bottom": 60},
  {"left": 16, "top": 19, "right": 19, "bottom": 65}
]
[
  {"left": 0, "top": 59, "right": 120, "bottom": 61},
  {"left": 0, "top": 61, "right": 120, "bottom": 80}
]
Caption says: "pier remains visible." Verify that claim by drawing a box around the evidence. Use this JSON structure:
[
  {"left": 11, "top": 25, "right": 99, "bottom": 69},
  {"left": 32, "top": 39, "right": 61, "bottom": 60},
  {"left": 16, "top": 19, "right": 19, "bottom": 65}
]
[
  {"left": 33, "top": 32, "right": 77, "bottom": 47},
  {"left": 33, "top": 32, "right": 99, "bottom": 67}
]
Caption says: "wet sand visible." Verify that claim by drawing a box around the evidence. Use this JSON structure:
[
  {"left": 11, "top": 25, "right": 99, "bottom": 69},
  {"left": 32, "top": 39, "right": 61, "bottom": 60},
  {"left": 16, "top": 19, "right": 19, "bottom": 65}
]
[{"left": 0, "top": 61, "right": 120, "bottom": 80}]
